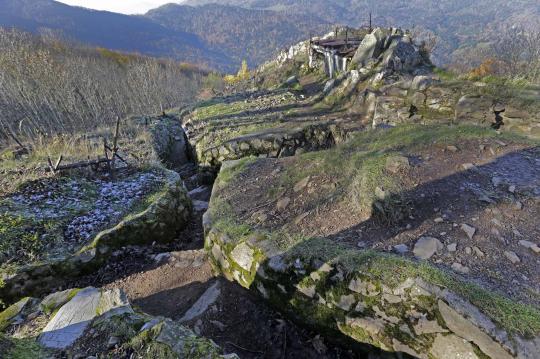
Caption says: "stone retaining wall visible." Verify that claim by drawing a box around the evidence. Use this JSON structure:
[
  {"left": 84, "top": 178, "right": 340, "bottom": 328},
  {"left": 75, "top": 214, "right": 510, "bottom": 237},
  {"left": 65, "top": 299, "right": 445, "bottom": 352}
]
[
  {"left": 203, "top": 213, "right": 539, "bottom": 359},
  {"left": 196, "top": 121, "right": 359, "bottom": 167}
]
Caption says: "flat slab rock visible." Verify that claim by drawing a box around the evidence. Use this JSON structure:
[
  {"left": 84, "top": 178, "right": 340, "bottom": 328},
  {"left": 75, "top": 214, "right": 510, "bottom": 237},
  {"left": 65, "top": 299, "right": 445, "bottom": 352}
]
[{"left": 39, "top": 287, "right": 132, "bottom": 349}]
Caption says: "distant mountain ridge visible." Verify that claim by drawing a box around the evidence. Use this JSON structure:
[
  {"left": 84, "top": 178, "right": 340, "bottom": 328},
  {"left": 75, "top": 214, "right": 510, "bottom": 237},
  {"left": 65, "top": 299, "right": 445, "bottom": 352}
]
[
  {"left": 184, "top": 0, "right": 540, "bottom": 65},
  {"left": 145, "top": 3, "right": 330, "bottom": 66},
  {"left": 0, "top": 0, "right": 232, "bottom": 68},
  {"left": 1, "top": 0, "right": 538, "bottom": 71}
]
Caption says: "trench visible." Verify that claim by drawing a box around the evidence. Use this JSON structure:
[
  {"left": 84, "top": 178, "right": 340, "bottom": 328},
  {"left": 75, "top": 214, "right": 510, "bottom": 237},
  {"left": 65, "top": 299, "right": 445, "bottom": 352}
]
[{"left": 70, "top": 121, "right": 405, "bottom": 357}]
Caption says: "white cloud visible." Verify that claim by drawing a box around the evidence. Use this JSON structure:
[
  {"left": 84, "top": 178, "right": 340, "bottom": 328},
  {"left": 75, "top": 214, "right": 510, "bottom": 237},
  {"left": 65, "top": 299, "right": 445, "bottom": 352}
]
[{"left": 56, "top": 0, "right": 184, "bottom": 15}]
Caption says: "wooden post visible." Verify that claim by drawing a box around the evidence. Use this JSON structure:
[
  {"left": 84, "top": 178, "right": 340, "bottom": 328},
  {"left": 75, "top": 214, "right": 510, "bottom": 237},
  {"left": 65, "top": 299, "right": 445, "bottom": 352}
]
[
  {"left": 54, "top": 155, "right": 63, "bottom": 170},
  {"left": 110, "top": 116, "right": 120, "bottom": 178},
  {"left": 369, "top": 13, "right": 372, "bottom": 32},
  {"left": 104, "top": 138, "right": 111, "bottom": 173}
]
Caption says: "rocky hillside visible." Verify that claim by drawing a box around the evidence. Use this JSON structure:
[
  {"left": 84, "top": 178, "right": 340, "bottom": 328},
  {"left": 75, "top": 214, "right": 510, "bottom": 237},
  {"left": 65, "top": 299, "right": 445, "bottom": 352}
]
[
  {"left": 186, "top": 27, "right": 539, "bottom": 358},
  {"left": 1, "top": 27, "right": 539, "bottom": 359},
  {"left": 0, "top": 0, "right": 232, "bottom": 68}
]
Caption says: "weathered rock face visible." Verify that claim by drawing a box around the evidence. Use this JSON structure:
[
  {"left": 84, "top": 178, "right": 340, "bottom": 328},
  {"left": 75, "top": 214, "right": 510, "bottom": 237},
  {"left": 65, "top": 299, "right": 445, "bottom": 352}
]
[
  {"left": 0, "top": 287, "right": 237, "bottom": 358},
  {"left": 352, "top": 28, "right": 429, "bottom": 75},
  {"left": 141, "top": 114, "right": 191, "bottom": 168},
  {"left": 0, "top": 170, "right": 192, "bottom": 305},
  {"left": 205, "top": 222, "right": 539, "bottom": 359},
  {"left": 352, "top": 28, "right": 386, "bottom": 67},
  {"left": 197, "top": 120, "right": 357, "bottom": 167},
  {"left": 381, "top": 36, "right": 424, "bottom": 72},
  {"left": 40, "top": 287, "right": 132, "bottom": 349},
  {"left": 454, "top": 95, "right": 495, "bottom": 125}
]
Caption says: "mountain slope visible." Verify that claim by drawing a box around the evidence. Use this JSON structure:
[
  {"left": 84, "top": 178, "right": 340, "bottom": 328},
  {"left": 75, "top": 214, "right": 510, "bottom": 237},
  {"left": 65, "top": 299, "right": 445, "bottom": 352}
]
[
  {"left": 0, "top": 0, "right": 232, "bottom": 68},
  {"left": 145, "top": 3, "right": 330, "bottom": 67}
]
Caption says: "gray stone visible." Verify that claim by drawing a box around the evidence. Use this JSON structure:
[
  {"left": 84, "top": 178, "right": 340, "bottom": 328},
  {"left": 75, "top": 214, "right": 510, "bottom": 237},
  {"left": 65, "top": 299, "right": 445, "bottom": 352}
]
[
  {"left": 336, "top": 294, "right": 356, "bottom": 311},
  {"left": 230, "top": 242, "right": 255, "bottom": 271},
  {"left": 323, "top": 79, "right": 336, "bottom": 94},
  {"left": 472, "top": 246, "right": 484, "bottom": 257},
  {"left": 351, "top": 28, "right": 385, "bottom": 66},
  {"left": 413, "top": 237, "right": 443, "bottom": 260},
  {"left": 386, "top": 155, "right": 410, "bottom": 174},
  {"left": 447, "top": 243, "right": 457, "bottom": 252},
  {"left": 285, "top": 76, "right": 298, "bottom": 86},
  {"left": 413, "top": 317, "right": 448, "bottom": 335},
  {"left": 107, "top": 336, "right": 120, "bottom": 349},
  {"left": 40, "top": 287, "right": 132, "bottom": 349},
  {"left": 438, "top": 300, "right": 512, "bottom": 359},
  {"left": 344, "top": 316, "right": 385, "bottom": 336},
  {"left": 381, "top": 37, "right": 424, "bottom": 71},
  {"left": 296, "top": 284, "right": 316, "bottom": 298},
  {"left": 179, "top": 281, "right": 221, "bottom": 322},
  {"left": 40, "top": 289, "right": 76, "bottom": 314},
  {"left": 451, "top": 262, "right": 470, "bottom": 274},
  {"left": 188, "top": 186, "right": 212, "bottom": 201},
  {"left": 153, "top": 253, "right": 171, "bottom": 264},
  {"left": 393, "top": 244, "right": 409, "bottom": 254},
  {"left": 519, "top": 240, "right": 540, "bottom": 253},
  {"left": 154, "top": 319, "right": 236, "bottom": 358},
  {"left": 268, "top": 255, "right": 287, "bottom": 273},
  {"left": 504, "top": 251, "right": 520, "bottom": 264},
  {"left": 294, "top": 177, "right": 310, "bottom": 192},
  {"left": 430, "top": 334, "right": 479, "bottom": 359},
  {"left": 461, "top": 224, "right": 476, "bottom": 239},
  {"left": 455, "top": 95, "right": 493, "bottom": 124},
  {"left": 192, "top": 200, "right": 209, "bottom": 212},
  {"left": 411, "top": 75, "right": 432, "bottom": 91},
  {"left": 393, "top": 339, "right": 425, "bottom": 358},
  {"left": 348, "top": 278, "right": 380, "bottom": 296},
  {"left": 211, "top": 244, "right": 230, "bottom": 270},
  {"left": 276, "top": 197, "right": 291, "bottom": 211},
  {"left": 0, "top": 297, "right": 32, "bottom": 330}
]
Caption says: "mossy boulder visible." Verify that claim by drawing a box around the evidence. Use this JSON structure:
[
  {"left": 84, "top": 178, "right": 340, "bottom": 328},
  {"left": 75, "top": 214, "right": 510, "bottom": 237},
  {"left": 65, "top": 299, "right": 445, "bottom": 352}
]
[{"left": 0, "top": 169, "right": 192, "bottom": 305}]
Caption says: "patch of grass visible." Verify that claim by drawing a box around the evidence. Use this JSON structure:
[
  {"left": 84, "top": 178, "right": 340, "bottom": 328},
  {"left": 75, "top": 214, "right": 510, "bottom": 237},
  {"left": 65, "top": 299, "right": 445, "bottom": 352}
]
[
  {"left": 434, "top": 67, "right": 457, "bottom": 81},
  {"left": 214, "top": 156, "right": 257, "bottom": 189},
  {"left": 1, "top": 336, "right": 44, "bottom": 359},
  {"left": 0, "top": 213, "right": 51, "bottom": 265},
  {"left": 192, "top": 100, "right": 252, "bottom": 122}
]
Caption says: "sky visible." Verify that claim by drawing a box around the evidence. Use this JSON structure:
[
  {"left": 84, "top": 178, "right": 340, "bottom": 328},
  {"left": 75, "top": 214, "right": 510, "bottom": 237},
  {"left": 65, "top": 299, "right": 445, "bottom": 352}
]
[{"left": 56, "top": 0, "right": 184, "bottom": 14}]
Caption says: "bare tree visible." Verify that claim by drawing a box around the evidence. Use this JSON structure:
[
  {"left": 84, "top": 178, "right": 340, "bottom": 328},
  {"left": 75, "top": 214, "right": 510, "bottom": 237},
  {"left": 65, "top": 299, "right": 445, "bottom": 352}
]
[{"left": 0, "top": 28, "right": 207, "bottom": 147}]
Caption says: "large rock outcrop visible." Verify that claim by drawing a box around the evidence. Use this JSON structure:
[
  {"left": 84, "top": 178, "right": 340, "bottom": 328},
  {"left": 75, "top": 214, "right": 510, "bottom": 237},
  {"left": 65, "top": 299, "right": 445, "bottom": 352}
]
[
  {"left": 203, "top": 124, "right": 540, "bottom": 358},
  {"left": 352, "top": 28, "right": 429, "bottom": 74}
]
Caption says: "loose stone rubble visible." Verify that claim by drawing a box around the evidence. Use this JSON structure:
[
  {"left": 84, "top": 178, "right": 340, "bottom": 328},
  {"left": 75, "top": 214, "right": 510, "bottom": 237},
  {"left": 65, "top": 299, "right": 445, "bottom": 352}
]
[{"left": 0, "top": 287, "right": 237, "bottom": 358}]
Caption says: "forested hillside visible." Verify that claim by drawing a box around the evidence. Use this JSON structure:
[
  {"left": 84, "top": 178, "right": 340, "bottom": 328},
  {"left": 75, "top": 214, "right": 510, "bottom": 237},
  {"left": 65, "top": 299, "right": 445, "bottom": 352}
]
[
  {"left": 1, "top": 0, "right": 538, "bottom": 72},
  {"left": 0, "top": 0, "right": 231, "bottom": 68},
  {"left": 184, "top": 0, "right": 540, "bottom": 67},
  {"left": 146, "top": 4, "right": 330, "bottom": 66}
]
